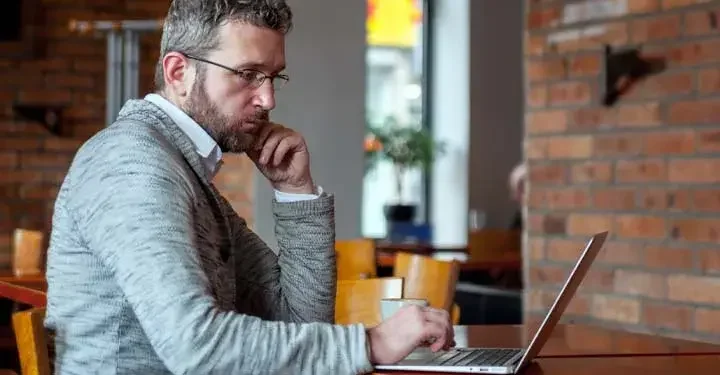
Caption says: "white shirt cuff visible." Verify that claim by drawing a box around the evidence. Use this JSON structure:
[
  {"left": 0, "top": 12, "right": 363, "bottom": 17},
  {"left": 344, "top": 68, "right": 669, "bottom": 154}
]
[{"left": 274, "top": 185, "right": 323, "bottom": 202}]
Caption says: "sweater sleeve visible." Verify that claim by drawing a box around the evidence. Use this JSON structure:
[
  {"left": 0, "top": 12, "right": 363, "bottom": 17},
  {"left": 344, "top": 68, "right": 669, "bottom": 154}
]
[
  {"left": 227, "top": 192, "right": 337, "bottom": 324},
  {"left": 69, "top": 129, "right": 374, "bottom": 375}
]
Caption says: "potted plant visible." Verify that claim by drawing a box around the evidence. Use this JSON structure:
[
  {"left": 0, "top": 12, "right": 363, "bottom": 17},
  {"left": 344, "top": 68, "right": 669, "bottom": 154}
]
[{"left": 364, "top": 122, "right": 445, "bottom": 223}]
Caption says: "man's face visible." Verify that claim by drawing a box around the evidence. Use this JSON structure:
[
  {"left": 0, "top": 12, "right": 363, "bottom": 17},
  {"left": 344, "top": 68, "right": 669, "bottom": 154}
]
[{"left": 183, "top": 22, "right": 286, "bottom": 153}]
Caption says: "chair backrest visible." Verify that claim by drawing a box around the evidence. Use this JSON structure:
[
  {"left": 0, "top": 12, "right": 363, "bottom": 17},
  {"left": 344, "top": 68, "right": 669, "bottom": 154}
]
[
  {"left": 335, "top": 277, "right": 403, "bottom": 326},
  {"left": 12, "top": 307, "right": 51, "bottom": 375},
  {"left": 393, "top": 252, "right": 459, "bottom": 313},
  {"left": 335, "top": 239, "right": 377, "bottom": 280},
  {"left": 12, "top": 229, "right": 44, "bottom": 277}
]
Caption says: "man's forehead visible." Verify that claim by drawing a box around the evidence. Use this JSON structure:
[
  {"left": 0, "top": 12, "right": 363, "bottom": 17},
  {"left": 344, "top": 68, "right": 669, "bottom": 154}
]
[{"left": 216, "top": 21, "right": 286, "bottom": 71}]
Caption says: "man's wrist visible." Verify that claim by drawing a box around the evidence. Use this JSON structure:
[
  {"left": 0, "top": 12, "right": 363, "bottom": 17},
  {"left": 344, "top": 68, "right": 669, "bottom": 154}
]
[{"left": 272, "top": 180, "right": 316, "bottom": 195}]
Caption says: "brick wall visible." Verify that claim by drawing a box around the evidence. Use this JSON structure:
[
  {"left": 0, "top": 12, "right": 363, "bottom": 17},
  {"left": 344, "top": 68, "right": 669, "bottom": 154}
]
[
  {"left": 524, "top": 0, "right": 720, "bottom": 343},
  {"left": 0, "top": 0, "right": 254, "bottom": 270}
]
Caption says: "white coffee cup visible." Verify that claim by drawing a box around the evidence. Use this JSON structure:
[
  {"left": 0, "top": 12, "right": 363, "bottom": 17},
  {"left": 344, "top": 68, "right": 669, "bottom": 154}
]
[{"left": 380, "top": 298, "right": 429, "bottom": 320}]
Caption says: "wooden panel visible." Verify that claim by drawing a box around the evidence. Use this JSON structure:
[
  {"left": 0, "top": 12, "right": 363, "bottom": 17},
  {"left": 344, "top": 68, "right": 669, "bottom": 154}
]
[
  {"left": 335, "top": 277, "right": 403, "bottom": 326},
  {"left": 393, "top": 253, "right": 459, "bottom": 312},
  {"left": 336, "top": 239, "right": 377, "bottom": 280},
  {"left": 12, "top": 307, "right": 50, "bottom": 375}
]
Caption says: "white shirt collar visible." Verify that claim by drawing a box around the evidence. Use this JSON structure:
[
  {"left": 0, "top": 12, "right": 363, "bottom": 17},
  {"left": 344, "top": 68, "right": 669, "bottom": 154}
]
[{"left": 145, "top": 93, "right": 223, "bottom": 180}]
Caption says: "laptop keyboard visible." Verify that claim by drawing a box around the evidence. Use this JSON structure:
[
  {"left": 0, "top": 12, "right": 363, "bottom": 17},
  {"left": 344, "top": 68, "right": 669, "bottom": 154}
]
[{"left": 427, "top": 348, "right": 521, "bottom": 367}]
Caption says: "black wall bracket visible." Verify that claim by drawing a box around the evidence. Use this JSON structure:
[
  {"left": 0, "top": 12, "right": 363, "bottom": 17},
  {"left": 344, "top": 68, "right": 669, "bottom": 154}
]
[
  {"left": 602, "top": 45, "right": 666, "bottom": 107},
  {"left": 12, "top": 104, "right": 66, "bottom": 136}
]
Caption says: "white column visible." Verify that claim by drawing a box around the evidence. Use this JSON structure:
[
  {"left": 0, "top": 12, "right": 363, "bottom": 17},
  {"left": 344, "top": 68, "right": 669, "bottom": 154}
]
[{"left": 430, "top": 0, "right": 470, "bottom": 248}]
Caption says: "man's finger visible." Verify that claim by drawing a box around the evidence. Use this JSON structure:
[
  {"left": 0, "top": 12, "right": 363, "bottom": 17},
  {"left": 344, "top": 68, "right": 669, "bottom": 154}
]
[
  {"left": 253, "top": 123, "right": 277, "bottom": 152},
  {"left": 272, "top": 137, "right": 295, "bottom": 166},
  {"left": 421, "top": 321, "right": 448, "bottom": 352},
  {"left": 259, "top": 131, "right": 285, "bottom": 165}
]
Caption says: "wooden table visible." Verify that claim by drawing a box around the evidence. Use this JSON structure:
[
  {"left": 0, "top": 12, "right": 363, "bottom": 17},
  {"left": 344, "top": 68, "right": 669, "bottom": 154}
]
[
  {"left": 0, "top": 274, "right": 47, "bottom": 307},
  {"left": 375, "top": 355, "right": 720, "bottom": 374},
  {"left": 374, "top": 324, "right": 720, "bottom": 374}
]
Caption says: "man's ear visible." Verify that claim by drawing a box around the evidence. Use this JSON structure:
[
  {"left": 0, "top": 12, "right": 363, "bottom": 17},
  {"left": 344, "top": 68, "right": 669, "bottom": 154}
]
[{"left": 162, "top": 52, "right": 193, "bottom": 97}]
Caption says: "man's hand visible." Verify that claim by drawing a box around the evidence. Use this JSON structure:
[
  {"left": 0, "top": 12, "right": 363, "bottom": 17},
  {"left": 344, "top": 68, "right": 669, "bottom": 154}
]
[
  {"left": 366, "top": 305, "right": 456, "bottom": 365},
  {"left": 247, "top": 123, "right": 315, "bottom": 194}
]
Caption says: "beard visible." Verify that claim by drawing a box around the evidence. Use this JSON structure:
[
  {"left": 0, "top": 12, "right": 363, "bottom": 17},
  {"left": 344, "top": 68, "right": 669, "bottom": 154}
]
[{"left": 182, "top": 72, "right": 269, "bottom": 154}]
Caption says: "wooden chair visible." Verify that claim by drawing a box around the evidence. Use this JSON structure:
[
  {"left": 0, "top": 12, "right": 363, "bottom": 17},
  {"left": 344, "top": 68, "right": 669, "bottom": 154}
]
[
  {"left": 12, "top": 307, "right": 51, "bottom": 375},
  {"left": 468, "top": 229, "right": 521, "bottom": 261},
  {"left": 392, "top": 252, "right": 461, "bottom": 323},
  {"left": 12, "top": 229, "right": 45, "bottom": 277},
  {"left": 335, "top": 277, "right": 403, "bottom": 326},
  {"left": 335, "top": 239, "right": 377, "bottom": 280}
]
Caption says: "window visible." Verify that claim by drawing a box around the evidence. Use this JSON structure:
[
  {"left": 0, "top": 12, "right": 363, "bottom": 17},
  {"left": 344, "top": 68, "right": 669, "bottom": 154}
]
[{"left": 362, "top": 0, "right": 428, "bottom": 238}]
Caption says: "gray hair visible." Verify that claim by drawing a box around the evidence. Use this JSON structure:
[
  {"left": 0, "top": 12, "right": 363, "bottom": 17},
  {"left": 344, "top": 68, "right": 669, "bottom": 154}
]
[{"left": 154, "top": 0, "right": 293, "bottom": 91}]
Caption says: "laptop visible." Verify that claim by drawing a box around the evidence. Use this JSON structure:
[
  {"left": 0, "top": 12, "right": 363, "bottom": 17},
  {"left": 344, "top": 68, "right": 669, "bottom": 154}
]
[{"left": 375, "top": 231, "right": 608, "bottom": 374}]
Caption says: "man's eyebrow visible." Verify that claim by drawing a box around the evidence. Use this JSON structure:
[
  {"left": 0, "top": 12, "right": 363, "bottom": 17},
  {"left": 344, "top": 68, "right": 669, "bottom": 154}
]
[{"left": 234, "top": 62, "right": 286, "bottom": 74}]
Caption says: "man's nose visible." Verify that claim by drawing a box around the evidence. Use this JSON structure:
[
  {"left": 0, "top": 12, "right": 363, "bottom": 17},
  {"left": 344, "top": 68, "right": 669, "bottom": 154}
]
[{"left": 253, "top": 80, "right": 276, "bottom": 111}]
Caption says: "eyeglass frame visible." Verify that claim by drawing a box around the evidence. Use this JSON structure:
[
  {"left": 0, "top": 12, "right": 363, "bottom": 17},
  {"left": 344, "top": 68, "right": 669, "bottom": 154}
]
[{"left": 180, "top": 52, "right": 289, "bottom": 90}]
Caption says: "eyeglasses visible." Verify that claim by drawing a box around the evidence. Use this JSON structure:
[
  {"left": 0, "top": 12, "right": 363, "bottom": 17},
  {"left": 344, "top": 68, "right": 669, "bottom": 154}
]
[{"left": 182, "top": 53, "right": 289, "bottom": 90}]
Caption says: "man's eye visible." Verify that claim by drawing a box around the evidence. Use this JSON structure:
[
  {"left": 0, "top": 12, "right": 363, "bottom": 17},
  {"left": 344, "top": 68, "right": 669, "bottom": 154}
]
[{"left": 237, "top": 71, "right": 257, "bottom": 81}]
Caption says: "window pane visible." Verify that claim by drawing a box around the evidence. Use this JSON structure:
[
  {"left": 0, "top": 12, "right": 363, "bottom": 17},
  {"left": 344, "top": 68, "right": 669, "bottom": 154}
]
[{"left": 363, "top": 0, "right": 426, "bottom": 238}]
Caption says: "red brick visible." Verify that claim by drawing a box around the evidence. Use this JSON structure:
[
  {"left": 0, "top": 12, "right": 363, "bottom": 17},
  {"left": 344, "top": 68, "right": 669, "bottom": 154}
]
[
  {"left": 639, "top": 188, "right": 691, "bottom": 211},
  {"left": 583, "top": 269, "right": 615, "bottom": 293},
  {"left": 698, "top": 249, "right": 720, "bottom": 274},
  {"left": 629, "top": 0, "right": 661, "bottom": 13},
  {"left": 645, "top": 245, "right": 694, "bottom": 270},
  {"left": 526, "top": 110, "right": 568, "bottom": 134},
  {"left": 548, "top": 81, "right": 592, "bottom": 106},
  {"left": 567, "top": 214, "right": 613, "bottom": 236},
  {"left": 550, "top": 23, "right": 629, "bottom": 53},
  {"left": 695, "top": 308, "right": 720, "bottom": 335},
  {"left": 45, "top": 74, "right": 95, "bottom": 89},
  {"left": 662, "top": 0, "right": 711, "bottom": 9},
  {"left": 546, "top": 238, "right": 588, "bottom": 263},
  {"left": 616, "top": 103, "right": 661, "bottom": 127},
  {"left": 529, "top": 264, "right": 567, "bottom": 286},
  {"left": 616, "top": 159, "right": 667, "bottom": 183},
  {"left": 662, "top": 38, "right": 720, "bottom": 67},
  {"left": 697, "top": 130, "right": 720, "bottom": 153},
  {"left": 526, "top": 138, "right": 548, "bottom": 160},
  {"left": 593, "top": 134, "right": 643, "bottom": 157},
  {"left": 528, "top": 237, "right": 545, "bottom": 260},
  {"left": 643, "top": 302, "right": 693, "bottom": 331},
  {"left": 668, "top": 274, "right": 720, "bottom": 304},
  {"left": 570, "top": 108, "right": 613, "bottom": 131},
  {"left": 628, "top": 71, "right": 693, "bottom": 99},
  {"left": 615, "top": 270, "right": 666, "bottom": 299},
  {"left": 568, "top": 54, "right": 601, "bottom": 77},
  {"left": 668, "top": 98, "right": 720, "bottom": 124},
  {"left": 599, "top": 241, "right": 644, "bottom": 266},
  {"left": 529, "top": 214, "right": 568, "bottom": 234},
  {"left": 685, "top": 8, "right": 720, "bottom": 36},
  {"left": 528, "top": 188, "right": 546, "bottom": 209},
  {"left": 544, "top": 188, "right": 589, "bottom": 209},
  {"left": 668, "top": 159, "right": 720, "bottom": 183},
  {"left": 571, "top": 161, "right": 612, "bottom": 183},
  {"left": 528, "top": 85, "right": 548, "bottom": 108},
  {"left": 672, "top": 219, "right": 720, "bottom": 242},
  {"left": 547, "top": 136, "right": 593, "bottom": 159},
  {"left": 644, "top": 131, "right": 695, "bottom": 156},
  {"left": 527, "top": 59, "right": 565, "bottom": 82},
  {"left": 20, "top": 154, "right": 73, "bottom": 170},
  {"left": 526, "top": 7, "right": 561, "bottom": 30},
  {"left": 529, "top": 164, "right": 567, "bottom": 184},
  {"left": 616, "top": 215, "right": 667, "bottom": 239},
  {"left": 631, "top": 15, "right": 681, "bottom": 42},
  {"left": 592, "top": 295, "right": 641, "bottom": 324},
  {"left": 0, "top": 153, "right": 17, "bottom": 168},
  {"left": 593, "top": 188, "right": 636, "bottom": 210},
  {"left": 19, "top": 90, "right": 72, "bottom": 105},
  {"left": 525, "top": 34, "right": 546, "bottom": 56},
  {"left": 699, "top": 68, "right": 720, "bottom": 94},
  {"left": 694, "top": 190, "right": 720, "bottom": 212}
]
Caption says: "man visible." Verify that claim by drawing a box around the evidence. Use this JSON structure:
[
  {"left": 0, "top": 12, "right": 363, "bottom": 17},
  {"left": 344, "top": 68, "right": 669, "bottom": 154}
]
[{"left": 44, "top": 0, "right": 454, "bottom": 374}]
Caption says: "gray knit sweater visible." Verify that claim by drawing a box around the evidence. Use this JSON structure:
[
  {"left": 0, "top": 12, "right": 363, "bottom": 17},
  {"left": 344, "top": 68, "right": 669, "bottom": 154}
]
[{"left": 44, "top": 99, "right": 373, "bottom": 374}]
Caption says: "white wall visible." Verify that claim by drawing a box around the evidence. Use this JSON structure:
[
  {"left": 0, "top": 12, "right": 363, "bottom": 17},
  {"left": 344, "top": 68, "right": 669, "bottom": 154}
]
[{"left": 253, "top": 0, "right": 366, "bottom": 248}]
